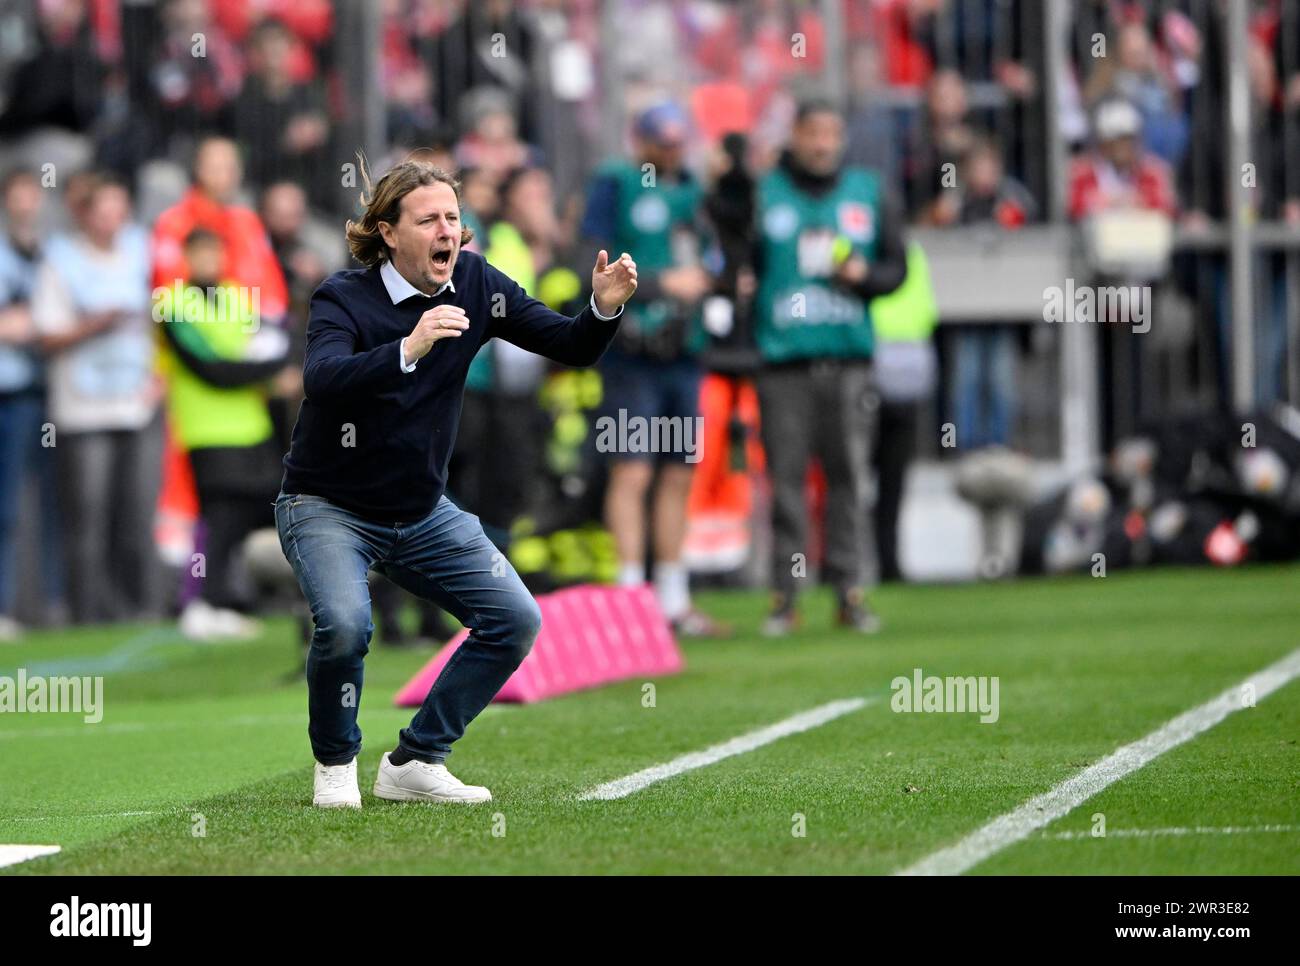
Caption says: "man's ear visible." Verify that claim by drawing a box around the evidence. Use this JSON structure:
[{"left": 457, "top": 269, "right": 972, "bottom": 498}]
[{"left": 377, "top": 221, "right": 396, "bottom": 249}]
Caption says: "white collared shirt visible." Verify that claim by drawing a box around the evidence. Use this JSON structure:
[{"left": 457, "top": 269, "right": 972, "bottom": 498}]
[
  {"left": 381, "top": 257, "right": 454, "bottom": 304},
  {"left": 380, "top": 257, "right": 622, "bottom": 373},
  {"left": 382, "top": 260, "right": 454, "bottom": 372}
]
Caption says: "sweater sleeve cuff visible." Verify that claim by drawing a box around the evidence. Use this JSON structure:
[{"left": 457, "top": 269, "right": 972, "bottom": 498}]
[
  {"left": 399, "top": 336, "right": 418, "bottom": 372},
  {"left": 589, "top": 294, "right": 624, "bottom": 321}
]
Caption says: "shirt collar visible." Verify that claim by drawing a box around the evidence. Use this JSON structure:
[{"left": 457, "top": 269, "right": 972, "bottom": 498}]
[{"left": 379, "top": 258, "right": 455, "bottom": 304}]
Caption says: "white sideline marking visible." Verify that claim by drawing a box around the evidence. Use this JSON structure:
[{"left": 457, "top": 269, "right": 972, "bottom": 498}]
[
  {"left": 0, "top": 713, "right": 304, "bottom": 741},
  {"left": 897, "top": 647, "right": 1300, "bottom": 876},
  {"left": 0, "top": 844, "right": 60, "bottom": 868},
  {"left": 579, "top": 697, "right": 872, "bottom": 801},
  {"left": 1043, "top": 824, "right": 1297, "bottom": 840},
  {"left": 4, "top": 811, "right": 164, "bottom": 822}
]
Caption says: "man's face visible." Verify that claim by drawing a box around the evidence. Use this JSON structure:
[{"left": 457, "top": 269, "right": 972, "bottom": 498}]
[
  {"left": 791, "top": 111, "right": 844, "bottom": 176},
  {"left": 506, "top": 170, "right": 555, "bottom": 241},
  {"left": 262, "top": 183, "right": 306, "bottom": 240},
  {"left": 461, "top": 170, "right": 498, "bottom": 224},
  {"left": 185, "top": 239, "right": 224, "bottom": 283},
  {"left": 639, "top": 138, "right": 684, "bottom": 177},
  {"left": 257, "top": 29, "right": 292, "bottom": 80},
  {"left": 84, "top": 186, "right": 129, "bottom": 242},
  {"left": 195, "top": 141, "right": 242, "bottom": 203},
  {"left": 381, "top": 182, "right": 462, "bottom": 292},
  {"left": 966, "top": 151, "right": 1001, "bottom": 195},
  {"left": 476, "top": 109, "right": 516, "bottom": 144},
  {"left": 3, "top": 177, "right": 42, "bottom": 226},
  {"left": 927, "top": 70, "right": 967, "bottom": 124},
  {"left": 1100, "top": 135, "right": 1138, "bottom": 171}
]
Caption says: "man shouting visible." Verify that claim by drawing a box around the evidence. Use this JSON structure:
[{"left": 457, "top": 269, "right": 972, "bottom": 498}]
[{"left": 276, "top": 159, "right": 636, "bottom": 807}]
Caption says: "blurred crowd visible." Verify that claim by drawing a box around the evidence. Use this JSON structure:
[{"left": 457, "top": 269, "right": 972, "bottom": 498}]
[{"left": 3, "top": 0, "right": 1300, "bottom": 642}]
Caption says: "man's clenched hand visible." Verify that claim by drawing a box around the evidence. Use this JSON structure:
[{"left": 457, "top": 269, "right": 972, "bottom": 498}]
[{"left": 405, "top": 304, "right": 469, "bottom": 362}]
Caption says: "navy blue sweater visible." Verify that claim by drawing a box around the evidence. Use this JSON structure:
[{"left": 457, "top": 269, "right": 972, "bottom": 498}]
[{"left": 281, "top": 251, "right": 619, "bottom": 523}]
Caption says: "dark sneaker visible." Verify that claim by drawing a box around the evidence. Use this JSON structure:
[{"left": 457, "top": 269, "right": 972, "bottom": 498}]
[
  {"left": 836, "top": 589, "right": 882, "bottom": 634},
  {"left": 761, "top": 593, "right": 798, "bottom": 638}
]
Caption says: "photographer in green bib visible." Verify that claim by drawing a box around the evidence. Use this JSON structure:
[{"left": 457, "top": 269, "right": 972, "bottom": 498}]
[
  {"left": 754, "top": 99, "right": 907, "bottom": 636},
  {"left": 581, "top": 102, "right": 726, "bottom": 637}
]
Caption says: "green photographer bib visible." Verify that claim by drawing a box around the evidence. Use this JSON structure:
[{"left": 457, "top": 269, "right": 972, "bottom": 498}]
[
  {"left": 755, "top": 165, "right": 882, "bottom": 363},
  {"left": 600, "top": 160, "right": 705, "bottom": 357}
]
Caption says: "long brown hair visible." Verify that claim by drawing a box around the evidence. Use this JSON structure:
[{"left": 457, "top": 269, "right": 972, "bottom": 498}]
[{"left": 345, "top": 153, "right": 474, "bottom": 267}]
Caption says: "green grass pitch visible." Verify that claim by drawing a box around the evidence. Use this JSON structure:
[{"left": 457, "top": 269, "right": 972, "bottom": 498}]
[{"left": 1, "top": 565, "right": 1297, "bottom": 875}]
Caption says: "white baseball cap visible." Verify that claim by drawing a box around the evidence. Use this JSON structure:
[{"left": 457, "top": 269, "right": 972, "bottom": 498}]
[{"left": 1094, "top": 99, "right": 1142, "bottom": 141}]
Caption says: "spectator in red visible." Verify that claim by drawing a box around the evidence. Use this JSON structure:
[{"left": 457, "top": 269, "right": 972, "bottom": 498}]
[
  {"left": 151, "top": 136, "right": 288, "bottom": 614},
  {"left": 871, "top": 0, "right": 937, "bottom": 88},
  {"left": 151, "top": 136, "right": 289, "bottom": 322},
  {"left": 1068, "top": 98, "right": 1176, "bottom": 221},
  {"left": 1068, "top": 98, "right": 1177, "bottom": 450},
  {"left": 210, "top": 0, "right": 333, "bottom": 78}
]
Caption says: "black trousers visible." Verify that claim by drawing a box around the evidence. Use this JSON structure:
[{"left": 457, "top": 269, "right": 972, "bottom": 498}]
[
  {"left": 872, "top": 399, "right": 921, "bottom": 583},
  {"left": 190, "top": 441, "right": 281, "bottom": 611}
]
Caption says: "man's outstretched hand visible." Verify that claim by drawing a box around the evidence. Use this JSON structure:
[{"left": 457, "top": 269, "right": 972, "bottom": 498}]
[{"left": 592, "top": 250, "right": 638, "bottom": 316}]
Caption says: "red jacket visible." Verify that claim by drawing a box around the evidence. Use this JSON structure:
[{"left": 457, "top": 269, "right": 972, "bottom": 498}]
[
  {"left": 1067, "top": 153, "right": 1177, "bottom": 221},
  {"left": 151, "top": 188, "right": 288, "bottom": 320}
]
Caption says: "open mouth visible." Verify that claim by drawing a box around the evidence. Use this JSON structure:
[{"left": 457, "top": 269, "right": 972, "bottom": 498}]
[{"left": 430, "top": 249, "right": 452, "bottom": 271}]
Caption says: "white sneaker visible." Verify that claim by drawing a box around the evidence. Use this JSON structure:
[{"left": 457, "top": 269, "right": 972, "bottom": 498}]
[
  {"left": 212, "top": 607, "right": 261, "bottom": 639},
  {"left": 373, "top": 752, "right": 492, "bottom": 803},
  {"left": 313, "top": 759, "right": 361, "bottom": 808},
  {"left": 0, "top": 615, "right": 24, "bottom": 643},
  {"left": 180, "top": 599, "right": 261, "bottom": 641}
]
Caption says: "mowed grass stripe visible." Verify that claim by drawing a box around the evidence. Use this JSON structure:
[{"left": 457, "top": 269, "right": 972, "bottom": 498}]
[{"left": 896, "top": 646, "right": 1300, "bottom": 876}]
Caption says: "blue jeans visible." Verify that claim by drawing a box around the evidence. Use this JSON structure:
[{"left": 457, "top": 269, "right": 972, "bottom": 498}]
[
  {"left": 0, "top": 392, "right": 40, "bottom": 615},
  {"left": 0, "top": 390, "right": 65, "bottom": 618},
  {"left": 274, "top": 490, "right": 542, "bottom": 766},
  {"left": 952, "top": 326, "right": 1017, "bottom": 450}
]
